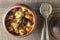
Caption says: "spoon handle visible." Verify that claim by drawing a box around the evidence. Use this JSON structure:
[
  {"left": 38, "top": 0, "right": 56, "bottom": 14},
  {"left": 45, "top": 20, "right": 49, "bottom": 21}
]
[
  {"left": 41, "top": 22, "right": 45, "bottom": 40},
  {"left": 46, "top": 19, "right": 49, "bottom": 40}
]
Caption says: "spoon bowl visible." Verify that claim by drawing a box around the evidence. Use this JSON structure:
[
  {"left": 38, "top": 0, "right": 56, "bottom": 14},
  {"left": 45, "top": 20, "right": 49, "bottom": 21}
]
[{"left": 40, "top": 3, "right": 52, "bottom": 19}]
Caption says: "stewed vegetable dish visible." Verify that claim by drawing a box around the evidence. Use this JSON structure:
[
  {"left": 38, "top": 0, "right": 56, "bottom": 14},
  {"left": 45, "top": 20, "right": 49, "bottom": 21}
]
[{"left": 5, "top": 6, "right": 35, "bottom": 36}]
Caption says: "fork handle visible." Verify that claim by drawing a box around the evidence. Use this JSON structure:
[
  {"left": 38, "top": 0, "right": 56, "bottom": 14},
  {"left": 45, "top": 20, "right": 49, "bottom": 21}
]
[
  {"left": 46, "top": 19, "right": 49, "bottom": 40},
  {"left": 41, "top": 22, "right": 45, "bottom": 40}
]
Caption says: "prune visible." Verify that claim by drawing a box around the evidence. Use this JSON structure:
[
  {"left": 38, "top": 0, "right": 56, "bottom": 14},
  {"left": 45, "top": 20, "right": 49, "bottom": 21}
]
[{"left": 22, "top": 18, "right": 27, "bottom": 26}]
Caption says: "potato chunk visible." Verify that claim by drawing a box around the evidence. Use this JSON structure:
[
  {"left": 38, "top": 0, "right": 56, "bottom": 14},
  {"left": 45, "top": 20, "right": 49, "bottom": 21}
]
[
  {"left": 14, "top": 28, "right": 19, "bottom": 34},
  {"left": 11, "top": 22, "right": 18, "bottom": 29},
  {"left": 25, "top": 13, "right": 33, "bottom": 21},
  {"left": 7, "top": 26, "right": 14, "bottom": 32},
  {"left": 15, "top": 9, "right": 24, "bottom": 18},
  {"left": 26, "top": 27, "right": 32, "bottom": 33},
  {"left": 19, "top": 29, "right": 26, "bottom": 36}
]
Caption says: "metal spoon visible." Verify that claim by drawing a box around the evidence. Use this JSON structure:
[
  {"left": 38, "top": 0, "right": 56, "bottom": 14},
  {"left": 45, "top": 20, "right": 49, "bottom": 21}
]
[{"left": 40, "top": 3, "right": 52, "bottom": 40}]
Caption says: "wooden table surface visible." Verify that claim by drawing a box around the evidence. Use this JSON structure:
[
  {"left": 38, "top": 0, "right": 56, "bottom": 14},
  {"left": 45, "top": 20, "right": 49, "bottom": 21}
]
[{"left": 0, "top": 0, "right": 60, "bottom": 40}]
